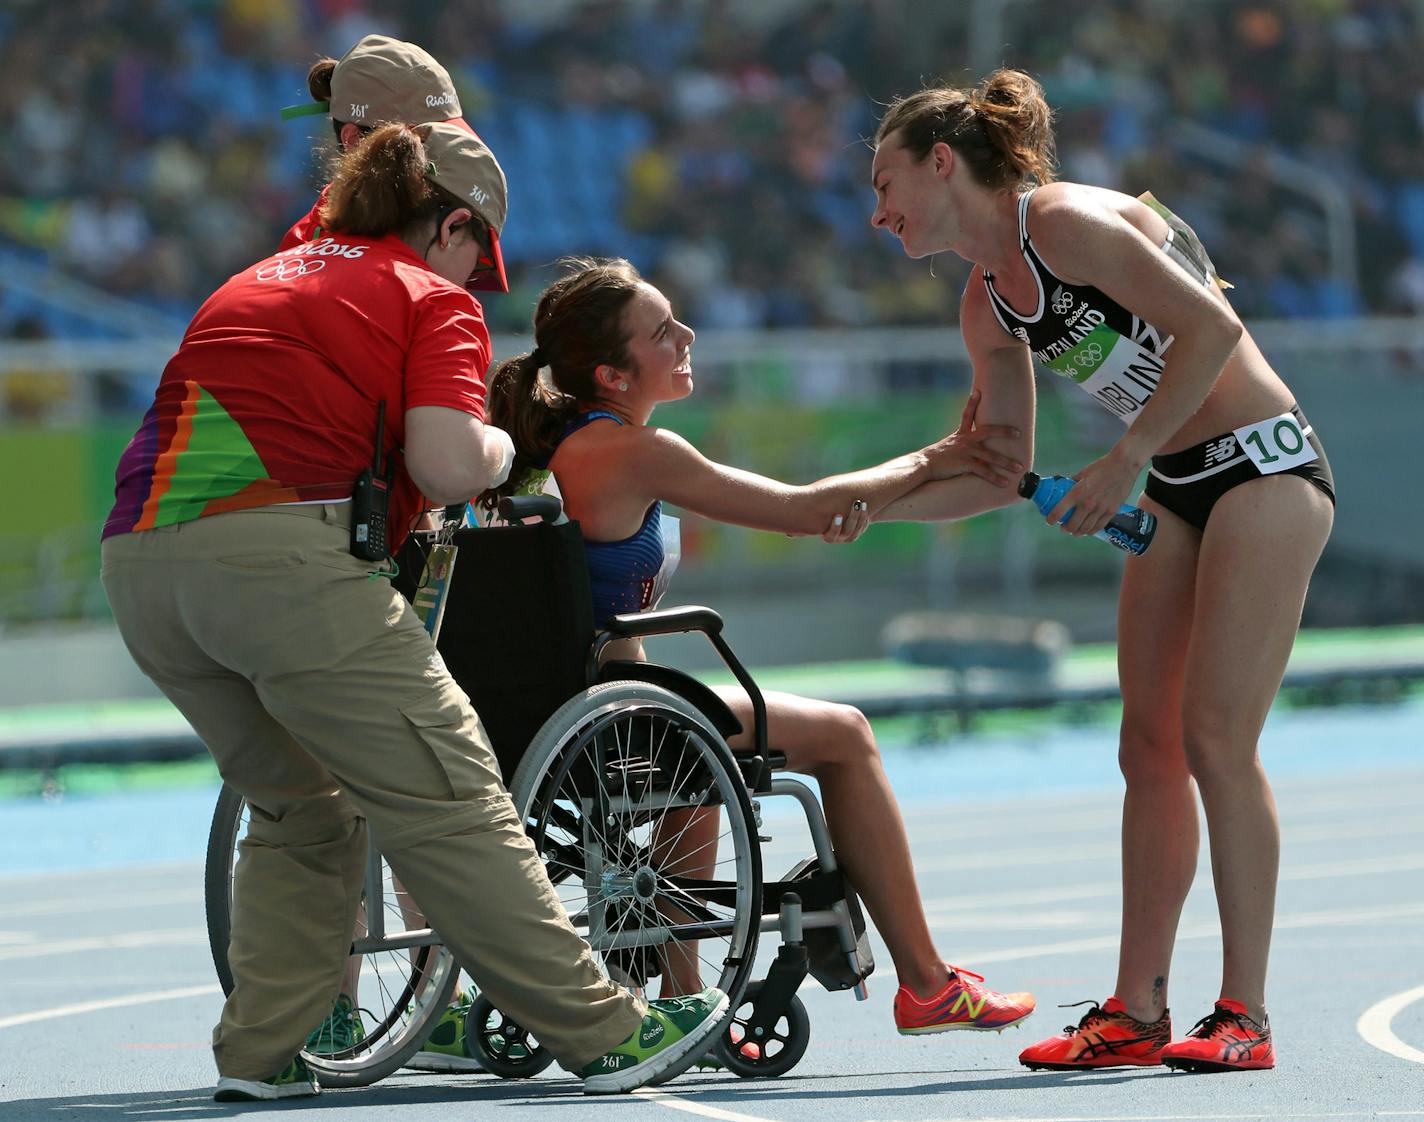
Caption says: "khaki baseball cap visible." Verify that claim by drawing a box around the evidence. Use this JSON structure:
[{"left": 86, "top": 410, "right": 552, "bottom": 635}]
[
  {"left": 423, "top": 121, "right": 509, "bottom": 293},
  {"left": 281, "top": 34, "right": 465, "bottom": 128}
]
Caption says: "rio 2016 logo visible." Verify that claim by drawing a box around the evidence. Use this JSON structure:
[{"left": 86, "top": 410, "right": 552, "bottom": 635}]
[
  {"left": 1072, "top": 342, "right": 1103, "bottom": 367},
  {"left": 255, "top": 258, "right": 326, "bottom": 282}
]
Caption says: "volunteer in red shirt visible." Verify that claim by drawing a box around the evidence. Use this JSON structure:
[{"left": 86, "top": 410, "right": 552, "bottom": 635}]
[
  {"left": 100, "top": 121, "right": 727, "bottom": 1103},
  {"left": 277, "top": 32, "right": 503, "bottom": 294}
]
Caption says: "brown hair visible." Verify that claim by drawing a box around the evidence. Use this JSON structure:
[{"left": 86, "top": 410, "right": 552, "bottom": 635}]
[
  {"left": 306, "top": 57, "right": 351, "bottom": 143},
  {"left": 307, "top": 57, "right": 337, "bottom": 102},
  {"left": 318, "top": 123, "right": 466, "bottom": 238},
  {"left": 481, "top": 258, "right": 645, "bottom": 510},
  {"left": 875, "top": 68, "right": 1056, "bottom": 190}
]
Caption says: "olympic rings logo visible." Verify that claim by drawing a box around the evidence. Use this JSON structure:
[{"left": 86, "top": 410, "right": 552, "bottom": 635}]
[
  {"left": 1051, "top": 291, "right": 1074, "bottom": 314},
  {"left": 255, "top": 258, "right": 327, "bottom": 282},
  {"left": 1073, "top": 342, "right": 1103, "bottom": 367}
]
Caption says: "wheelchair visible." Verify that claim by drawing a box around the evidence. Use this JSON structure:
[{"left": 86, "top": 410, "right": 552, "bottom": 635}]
[{"left": 203, "top": 495, "right": 874, "bottom": 1087}]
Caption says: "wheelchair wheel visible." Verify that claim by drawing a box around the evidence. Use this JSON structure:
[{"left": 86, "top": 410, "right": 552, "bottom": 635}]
[
  {"left": 510, "top": 681, "right": 762, "bottom": 1006},
  {"left": 203, "top": 784, "right": 460, "bottom": 1087},
  {"left": 465, "top": 993, "right": 555, "bottom": 1078},
  {"left": 715, "top": 981, "right": 810, "bottom": 1079}
]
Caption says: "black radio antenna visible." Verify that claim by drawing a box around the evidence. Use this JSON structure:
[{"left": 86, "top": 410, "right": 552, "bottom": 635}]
[{"left": 373, "top": 400, "right": 386, "bottom": 476}]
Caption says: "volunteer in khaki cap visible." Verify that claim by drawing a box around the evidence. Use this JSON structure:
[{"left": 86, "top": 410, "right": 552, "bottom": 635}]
[
  {"left": 423, "top": 120, "right": 510, "bottom": 293},
  {"left": 281, "top": 33, "right": 469, "bottom": 131},
  {"left": 277, "top": 36, "right": 478, "bottom": 252}
]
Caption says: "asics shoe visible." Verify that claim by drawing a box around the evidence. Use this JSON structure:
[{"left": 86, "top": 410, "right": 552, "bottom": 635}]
[
  {"left": 405, "top": 991, "right": 485, "bottom": 1073},
  {"left": 895, "top": 966, "right": 1036, "bottom": 1034},
  {"left": 304, "top": 993, "right": 364, "bottom": 1055},
  {"left": 1161, "top": 999, "right": 1275, "bottom": 1072},
  {"left": 214, "top": 1055, "right": 320, "bottom": 1102},
  {"left": 1019, "top": 996, "right": 1170, "bottom": 1069},
  {"left": 579, "top": 987, "right": 729, "bottom": 1094}
]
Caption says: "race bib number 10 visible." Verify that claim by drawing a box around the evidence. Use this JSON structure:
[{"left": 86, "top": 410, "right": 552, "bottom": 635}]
[{"left": 1232, "top": 413, "right": 1318, "bottom": 475}]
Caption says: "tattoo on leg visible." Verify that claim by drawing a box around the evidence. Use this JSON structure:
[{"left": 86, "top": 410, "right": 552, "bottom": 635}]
[{"left": 1152, "top": 975, "right": 1165, "bottom": 1012}]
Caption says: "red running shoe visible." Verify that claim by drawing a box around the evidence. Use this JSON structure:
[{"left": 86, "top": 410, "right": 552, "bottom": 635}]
[
  {"left": 1161, "top": 999, "right": 1275, "bottom": 1072},
  {"left": 1018, "top": 996, "right": 1170, "bottom": 1070},
  {"left": 894, "top": 966, "right": 1035, "bottom": 1034}
]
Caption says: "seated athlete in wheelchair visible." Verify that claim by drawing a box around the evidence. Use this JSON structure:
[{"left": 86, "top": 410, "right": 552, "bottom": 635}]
[
  {"left": 457, "top": 257, "right": 1037, "bottom": 1072},
  {"left": 206, "top": 258, "right": 1037, "bottom": 1082}
]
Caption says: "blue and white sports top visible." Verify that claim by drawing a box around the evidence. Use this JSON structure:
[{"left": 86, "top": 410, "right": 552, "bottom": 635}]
[
  {"left": 981, "top": 189, "right": 1222, "bottom": 426},
  {"left": 554, "top": 411, "right": 681, "bottom": 628}
]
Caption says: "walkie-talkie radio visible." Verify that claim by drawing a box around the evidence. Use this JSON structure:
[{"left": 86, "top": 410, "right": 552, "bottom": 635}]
[{"left": 350, "top": 400, "right": 393, "bottom": 561}]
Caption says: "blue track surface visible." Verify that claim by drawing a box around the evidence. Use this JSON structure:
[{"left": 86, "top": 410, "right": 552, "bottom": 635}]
[{"left": 2, "top": 700, "right": 1422, "bottom": 1120}]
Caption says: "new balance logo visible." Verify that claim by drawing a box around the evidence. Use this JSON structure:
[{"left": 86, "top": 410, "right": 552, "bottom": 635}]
[
  {"left": 952, "top": 992, "right": 989, "bottom": 1020},
  {"left": 1204, "top": 435, "right": 1238, "bottom": 466}
]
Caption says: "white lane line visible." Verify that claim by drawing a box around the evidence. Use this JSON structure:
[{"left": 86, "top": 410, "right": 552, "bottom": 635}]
[
  {"left": 918, "top": 902, "right": 1424, "bottom": 969},
  {"left": 0, "top": 859, "right": 201, "bottom": 887},
  {"left": 869, "top": 1114, "right": 1424, "bottom": 1121},
  {"left": 0, "top": 983, "right": 221, "bottom": 1031},
  {"left": 636, "top": 1088, "right": 775, "bottom": 1122},
  {"left": 919, "top": 851, "right": 1424, "bottom": 918},
  {"left": 1357, "top": 982, "right": 1424, "bottom": 1066},
  {"left": 0, "top": 926, "right": 206, "bottom": 961},
  {"left": 0, "top": 889, "right": 197, "bottom": 920},
  {"left": 913, "top": 819, "right": 1424, "bottom": 876}
]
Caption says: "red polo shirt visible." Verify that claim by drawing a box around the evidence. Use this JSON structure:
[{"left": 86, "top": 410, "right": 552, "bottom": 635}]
[{"left": 104, "top": 232, "right": 488, "bottom": 549}]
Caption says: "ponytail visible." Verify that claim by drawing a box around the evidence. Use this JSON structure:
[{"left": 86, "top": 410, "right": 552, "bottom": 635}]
[
  {"left": 319, "top": 122, "right": 450, "bottom": 237},
  {"left": 307, "top": 57, "right": 336, "bottom": 102},
  {"left": 876, "top": 68, "right": 1056, "bottom": 190},
  {"left": 479, "top": 256, "right": 646, "bottom": 511},
  {"left": 479, "top": 353, "right": 579, "bottom": 510},
  {"left": 972, "top": 69, "right": 1056, "bottom": 187}
]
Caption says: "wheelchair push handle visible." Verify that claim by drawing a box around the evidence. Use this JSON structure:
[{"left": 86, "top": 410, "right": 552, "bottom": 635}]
[{"left": 498, "top": 495, "right": 566, "bottom": 525}]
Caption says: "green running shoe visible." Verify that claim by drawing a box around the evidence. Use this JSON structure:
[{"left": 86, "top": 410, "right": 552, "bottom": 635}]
[
  {"left": 213, "top": 1055, "right": 319, "bottom": 1102},
  {"left": 304, "top": 993, "right": 364, "bottom": 1055},
  {"left": 578, "top": 987, "right": 729, "bottom": 1094},
  {"left": 405, "top": 991, "right": 485, "bottom": 1073}
]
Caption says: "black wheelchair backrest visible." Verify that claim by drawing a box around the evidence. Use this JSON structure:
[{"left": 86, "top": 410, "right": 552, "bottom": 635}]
[{"left": 433, "top": 518, "right": 595, "bottom": 783}]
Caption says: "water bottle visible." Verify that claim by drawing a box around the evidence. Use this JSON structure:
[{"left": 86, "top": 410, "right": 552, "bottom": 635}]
[{"left": 1017, "top": 471, "right": 1157, "bottom": 556}]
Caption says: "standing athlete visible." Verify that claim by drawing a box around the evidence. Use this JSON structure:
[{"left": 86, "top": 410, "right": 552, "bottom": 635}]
[{"left": 864, "top": 69, "right": 1334, "bottom": 1073}]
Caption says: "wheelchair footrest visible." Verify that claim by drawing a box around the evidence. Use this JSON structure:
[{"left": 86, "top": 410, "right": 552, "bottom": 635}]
[{"left": 769, "top": 858, "right": 875, "bottom": 992}]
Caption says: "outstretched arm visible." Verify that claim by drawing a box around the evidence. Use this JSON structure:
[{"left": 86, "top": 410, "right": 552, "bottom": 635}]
[
  {"left": 611, "top": 399, "right": 1020, "bottom": 538},
  {"left": 873, "top": 274, "right": 1036, "bottom": 524}
]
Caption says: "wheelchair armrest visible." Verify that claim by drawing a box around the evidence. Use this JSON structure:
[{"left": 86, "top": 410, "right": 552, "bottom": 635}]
[
  {"left": 498, "top": 495, "right": 565, "bottom": 525},
  {"left": 588, "top": 604, "right": 770, "bottom": 783},
  {"left": 601, "top": 605, "right": 723, "bottom": 639}
]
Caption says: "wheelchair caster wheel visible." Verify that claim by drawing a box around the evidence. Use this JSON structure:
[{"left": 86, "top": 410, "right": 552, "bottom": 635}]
[
  {"left": 466, "top": 994, "right": 554, "bottom": 1078},
  {"left": 715, "top": 981, "right": 810, "bottom": 1078}
]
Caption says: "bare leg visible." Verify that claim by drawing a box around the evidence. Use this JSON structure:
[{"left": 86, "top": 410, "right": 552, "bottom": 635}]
[
  {"left": 1181, "top": 477, "right": 1332, "bottom": 1021},
  {"left": 651, "top": 807, "right": 719, "bottom": 997},
  {"left": 718, "top": 689, "right": 947, "bottom": 998},
  {"left": 1113, "top": 498, "right": 1202, "bottom": 1022}
]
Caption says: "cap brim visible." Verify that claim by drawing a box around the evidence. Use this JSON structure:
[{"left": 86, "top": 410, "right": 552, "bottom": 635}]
[{"left": 466, "top": 224, "right": 508, "bottom": 294}]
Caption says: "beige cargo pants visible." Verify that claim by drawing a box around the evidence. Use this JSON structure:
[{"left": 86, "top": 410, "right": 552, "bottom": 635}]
[{"left": 101, "top": 503, "right": 643, "bottom": 1080}]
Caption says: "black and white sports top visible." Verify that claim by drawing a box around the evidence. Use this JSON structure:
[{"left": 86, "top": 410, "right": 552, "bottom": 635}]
[{"left": 981, "top": 189, "right": 1222, "bottom": 426}]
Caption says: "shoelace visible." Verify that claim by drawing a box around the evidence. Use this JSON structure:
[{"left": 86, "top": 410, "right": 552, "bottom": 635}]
[
  {"left": 945, "top": 964, "right": 986, "bottom": 985},
  {"left": 1057, "top": 999, "right": 1111, "bottom": 1036},
  {"left": 1186, "top": 1005, "right": 1253, "bottom": 1039}
]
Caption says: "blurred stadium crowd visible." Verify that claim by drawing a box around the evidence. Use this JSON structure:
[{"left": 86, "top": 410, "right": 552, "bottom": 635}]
[{"left": 2, "top": 0, "right": 1423, "bottom": 344}]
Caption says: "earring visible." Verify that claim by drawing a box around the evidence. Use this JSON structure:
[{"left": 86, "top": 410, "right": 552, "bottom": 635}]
[{"left": 618, "top": 382, "right": 629, "bottom": 392}]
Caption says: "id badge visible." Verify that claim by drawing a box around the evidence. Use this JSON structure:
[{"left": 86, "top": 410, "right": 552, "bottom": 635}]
[
  {"left": 1232, "top": 413, "right": 1318, "bottom": 475},
  {"left": 412, "top": 543, "right": 458, "bottom": 641}
]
